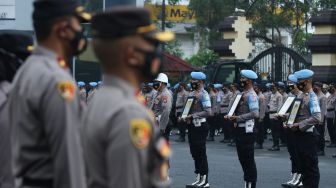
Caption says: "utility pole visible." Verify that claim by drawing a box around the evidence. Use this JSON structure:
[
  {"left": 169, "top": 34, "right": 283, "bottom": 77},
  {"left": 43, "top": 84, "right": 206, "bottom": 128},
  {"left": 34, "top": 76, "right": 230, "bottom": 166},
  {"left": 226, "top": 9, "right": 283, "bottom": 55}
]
[{"left": 161, "top": 0, "right": 166, "bottom": 51}]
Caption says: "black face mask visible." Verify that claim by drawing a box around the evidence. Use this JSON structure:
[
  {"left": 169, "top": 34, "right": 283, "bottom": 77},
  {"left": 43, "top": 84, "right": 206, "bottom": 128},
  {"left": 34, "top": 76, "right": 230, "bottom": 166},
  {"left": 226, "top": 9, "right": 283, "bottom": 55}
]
[
  {"left": 313, "top": 88, "right": 318, "bottom": 93},
  {"left": 297, "top": 82, "right": 306, "bottom": 91},
  {"left": 240, "top": 80, "right": 248, "bottom": 88},
  {"left": 68, "top": 26, "right": 88, "bottom": 56},
  {"left": 153, "top": 82, "right": 160, "bottom": 90},
  {"left": 190, "top": 82, "right": 200, "bottom": 90},
  {"left": 287, "top": 84, "right": 295, "bottom": 93},
  {"left": 134, "top": 47, "right": 162, "bottom": 81},
  {"left": 329, "top": 88, "right": 335, "bottom": 94}
]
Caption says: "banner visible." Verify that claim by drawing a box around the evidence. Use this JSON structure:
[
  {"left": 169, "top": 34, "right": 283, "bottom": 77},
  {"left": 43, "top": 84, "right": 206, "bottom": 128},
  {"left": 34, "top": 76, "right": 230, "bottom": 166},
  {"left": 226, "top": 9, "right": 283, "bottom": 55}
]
[{"left": 145, "top": 3, "right": 196, "bottom": 23}]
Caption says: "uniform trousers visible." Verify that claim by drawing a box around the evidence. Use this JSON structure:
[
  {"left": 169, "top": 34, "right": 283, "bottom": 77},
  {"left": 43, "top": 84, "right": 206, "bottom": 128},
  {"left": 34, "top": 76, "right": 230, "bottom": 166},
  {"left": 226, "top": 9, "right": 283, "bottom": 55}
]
[
  {"left": 286, "top": 129, "right": 301, "bottom": 173},
  {"left": 326, "top": 118, "right": 336, "bottom": 144},
  {"left": 295, "top": 131, "right": 319, "bottom": 188},
  {"left": 176, "top": 112, "right": 187, "bottom": 139},
  {"left": 270, "top": 117, "right": 282, "bottom": 147},
  {"left": 188, "top": 122, "right": 209, "bottom": 175},
  {"left": 234, "top": 127, "right": 257, "bottom": 182},
  {"left": 316, "top": 121, "right": 325, "bottom": 152},
  {"left": 255, "top": 119, "right": 264, "bottom": 145}
]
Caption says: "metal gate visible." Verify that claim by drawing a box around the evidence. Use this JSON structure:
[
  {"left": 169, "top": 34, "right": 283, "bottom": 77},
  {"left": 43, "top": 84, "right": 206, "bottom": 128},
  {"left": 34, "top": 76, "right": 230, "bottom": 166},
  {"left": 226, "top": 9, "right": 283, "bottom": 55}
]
[{"left": 250, "top": 46, "right": 311, "bottom": 82}]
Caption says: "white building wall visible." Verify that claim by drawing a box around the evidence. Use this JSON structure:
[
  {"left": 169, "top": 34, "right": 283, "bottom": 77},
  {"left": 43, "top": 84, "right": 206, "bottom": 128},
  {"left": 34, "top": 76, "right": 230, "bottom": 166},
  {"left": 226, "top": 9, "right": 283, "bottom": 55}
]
[{"left": 0, "top": 0, "right": 33, "bottom": 31}]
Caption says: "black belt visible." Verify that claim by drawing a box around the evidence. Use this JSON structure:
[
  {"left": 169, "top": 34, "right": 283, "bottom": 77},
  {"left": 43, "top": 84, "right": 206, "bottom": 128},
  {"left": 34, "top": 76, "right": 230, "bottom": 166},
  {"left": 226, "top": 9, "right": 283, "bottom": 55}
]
[
  {"left": 327, "top": 109, "right": 335, "bottom": 111},
  {"left": 221, "top": 105, "right": 228, "bottom": 107},
  {"left": 22, "top": 178, "right": 53, "bottom": 187}
]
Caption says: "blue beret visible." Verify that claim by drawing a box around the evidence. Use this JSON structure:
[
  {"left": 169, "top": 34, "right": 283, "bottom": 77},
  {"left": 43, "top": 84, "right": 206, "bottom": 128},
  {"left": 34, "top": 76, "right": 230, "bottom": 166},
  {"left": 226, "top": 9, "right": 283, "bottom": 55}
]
[
  {"left": 288, "top": 74, "right": 298, "bottom": 83},
  {"left": 294, "top": 69, "right": 314, "bottom": 80},
  {"left": 98, "top": 81, "right": 102, "bottom": 85},
  {"left": 89, "top": 82, "right": 98, "bottom": 87},
  {"left": 214, "top": 84, "right": 223, "bottom": 89},
  {"left": 265, "top": 83, "right": 272, "bottom": 88},
  {"left": 277, "top": 81, "right": 285, "bottom": 87},
  {"left": 173, "top": 83, "right": 179, "bottom": 90},
  {"left": 77, "top": 81, "right": 85, "bottom": 87},
  {"left": 191, "top": 72, "right": 206, "bottom": 80},
  {"left": 240, "top": 69, "right": 258, "bottom": 80},
  {"left": 148, "top": 82, "right": 154, "bottom": 87}
]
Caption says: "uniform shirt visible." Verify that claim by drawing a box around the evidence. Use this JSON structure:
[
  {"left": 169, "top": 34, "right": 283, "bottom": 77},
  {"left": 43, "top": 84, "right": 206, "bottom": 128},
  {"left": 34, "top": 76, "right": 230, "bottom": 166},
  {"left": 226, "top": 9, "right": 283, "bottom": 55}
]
[
  {"left": 209, "top": 90, "right": 218, "bottom": 115},
  {"left": 317, "top": 92, "right": 327, "bottom": 123},
  {"left": 175, "top": 89, "right": 189, "bottom": 114},
  {"left": 281, "top": 92, "right": 288, "bottom": 105},
  {"left": 79, "top": 88, "right": 87, "bottom": 104},
  {"left": 263, "top": 90, "right": 272, "bottom": 113},
  {"left": 326, "top": 94, "right": 336, "bottom": 119},
  {"left": 7, "top": 46, "right": 86, "bottom": 188},
  {"left": 269, "top": 91, "right": 283, "bottom": 113},
  {"left": 82, "top": 75, "right": 168, "bottom": 188},
  {"left": 258, "top": 92, "right": 266, "bottom": 120},
  {"left": 87, "top": 88, "right": 97, "bottom": 104},
  {"left": 295, "top": 90, "right": 321, "bottom": 132},
  {"left": 189, "top": 87, "right": 212, "bottom": 119},
  {"left": 216, "top": 90, "right": 223, "bottom": 113},
  {"left": 288, "top": 90, "right": 303, "bottom": 98},
  {"left": 151, "top": 87, "right": 172, "bottom": 130},
  {"left": 236, "top": 88, "right": 259, "bottom": 123},
  {"left": 220, "top": 90, "right": 233, "bottom": 114},
  {"left": 144, "top": 89, "right": 157, "bottom": 109},
  {"left": 0, "top": 81, "right": 14, "bottom": 188}
]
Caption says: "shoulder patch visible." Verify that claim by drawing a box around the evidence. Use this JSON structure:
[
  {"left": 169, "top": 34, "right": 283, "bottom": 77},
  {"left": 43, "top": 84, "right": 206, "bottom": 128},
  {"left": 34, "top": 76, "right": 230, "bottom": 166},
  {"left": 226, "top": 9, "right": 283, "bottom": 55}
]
[
  {"left": 129, "top": 119, "right": 152, "bottom": 149},
  {"left": 57, "top": 81, "right": 76, "bottom": 102},
  {"left": 162, "top": 95, "right": 168, "bottom": 103},
  {"left": 156, "top": 137, "right": 171, "bottom": 159}
]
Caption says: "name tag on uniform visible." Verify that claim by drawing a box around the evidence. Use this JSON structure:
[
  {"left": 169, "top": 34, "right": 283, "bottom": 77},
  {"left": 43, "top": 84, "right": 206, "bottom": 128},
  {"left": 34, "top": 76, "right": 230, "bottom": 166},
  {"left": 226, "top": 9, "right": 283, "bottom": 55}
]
[{"left": 245, "top": 119, "right": 254, "bottom": 133}]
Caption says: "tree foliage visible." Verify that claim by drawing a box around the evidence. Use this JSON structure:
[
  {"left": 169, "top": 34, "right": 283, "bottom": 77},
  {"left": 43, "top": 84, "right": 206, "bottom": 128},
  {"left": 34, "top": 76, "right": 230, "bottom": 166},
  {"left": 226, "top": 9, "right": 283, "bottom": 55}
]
[
  {"left": 165, "top": 39, "right": 185, "bottom": 58},
  {"left": 186, "top": 49, "right": 219, "bottom": 67}
]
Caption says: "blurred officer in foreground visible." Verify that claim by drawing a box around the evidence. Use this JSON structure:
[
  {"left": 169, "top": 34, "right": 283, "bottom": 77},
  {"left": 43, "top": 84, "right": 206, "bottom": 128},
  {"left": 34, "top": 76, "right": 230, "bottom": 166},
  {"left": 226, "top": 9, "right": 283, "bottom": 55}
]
[
  {"left": 268, "top": 83, "right": 283, "bottom": 151},
  {"left": 78, "top": 81, "right": 87, "bottom": 104},
  {"left": 254, "top": 83, "right": 266, "bottom": 149},
  {"left": 175, "top": 82, "right": 189, "bottom": 142},
  {"left": 281, "top": 74, "right": 303, "bottom": 187},
  {"left": 7, "top": 0, "right": 90, "bottom": 188},
  {"left": 82, "top": 7, "right": 174, "bottom": 188},
  {"left": 181, "top": 72, "right": 211, "bottom": 188},
  {"left": 326, "top": 84, "right": 336, "bottom": 149},
  {"left": 0, "top": 32, "right": 33, "bottom": 188},
  {"left": 152, "top": 73, "right": 173, "bottom": 140},
  {"left": 313, "top": 82, "right": 327, "bottom": 156},
  {"left": 288, "top": 69, "right": 321, "bottom": 188},
  {"left": 225, "top": 70, "right": 259, "bottom": 188}
]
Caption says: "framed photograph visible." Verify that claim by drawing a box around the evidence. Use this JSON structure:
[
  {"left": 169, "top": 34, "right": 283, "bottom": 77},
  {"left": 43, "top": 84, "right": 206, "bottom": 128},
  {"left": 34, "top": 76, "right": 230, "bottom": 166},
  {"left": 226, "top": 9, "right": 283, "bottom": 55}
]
[
  {"left": 181, "top": 97, "right": 195, "bottom": 119},
  {"left": 227, "top": 94, "right": 243, "bottom": 117},
  {"left": 278, "top": 96, "right": 296, "bottom": 116},
  {"left": 286, "top": 99, "right": 302, "bottom": 126}
]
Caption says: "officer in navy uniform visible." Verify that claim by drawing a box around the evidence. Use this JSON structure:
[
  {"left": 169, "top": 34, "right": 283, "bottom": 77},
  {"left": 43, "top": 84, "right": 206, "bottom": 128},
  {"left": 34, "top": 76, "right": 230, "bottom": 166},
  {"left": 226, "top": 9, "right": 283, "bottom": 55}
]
[
  {"left": 7, "top": 1, "right": 90, "bottom": 187},
  {"left": 0, "top": 32, "right": 33, "bottom": 188},
  {"left": 182, "top": 72, "right": 211, "bottom": 188},
  {"left": 288, "top": 69, "right": 321, "bottom": 188},
  {"left": 226, "top": 70, "right": 259, "bottom": 188},
  {"left": 280, "top": 74, "right": 303, "bottom": 187}
]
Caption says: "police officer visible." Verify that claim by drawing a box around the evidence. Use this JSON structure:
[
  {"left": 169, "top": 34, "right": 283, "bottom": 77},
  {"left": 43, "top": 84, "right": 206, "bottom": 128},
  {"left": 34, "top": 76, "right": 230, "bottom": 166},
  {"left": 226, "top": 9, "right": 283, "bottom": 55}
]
[
  {"left": 227, "top": 83, "right": 240, "bottom": 146},
  {"left": 144, "top": 83, "right": 157, "bottom": 109},
  {"left": 7, "top": 0, "right": 90, "bottom": 187},
  {"left": 287, "top": 69, "right": 321, "bottom": 188},
  {"left": 278, "top": 81, "right": 288, "bottom": 147},
  {"left": 226, "top": 70, "right": 259, "bottom": 188},
  {"left": 151, "top": 73, "right": 173, "bottom": 140},
  {"left": 82, "top": 7, "right": 174, "bottom": 188},
  {"left": 268, "top": 83, "right": 283, "bottom": 151},
  {"left": 181, "top": 72, "right": 211, "bottom": 188},
  {"left": 0, "top": 32, "right": 33, "bottom": 188},
  {"left": 207, "top": 84, "right": 220, "bottom": 141},
  {"left": 313, "top": 82, "right": 327, "bottom": 156},
  {"left": 263, "top": 83, "right": 272, "bottom": 140},
  {"left": 78, "top": 81, "right": 87, "bottom": 105},
  {"left": 219, "top": 83, "right": 233, "bottom": 143},
  {"left": 175, "top": 82, "right": 189, "bottom": 142},
  {"left": 281, "top": 74, "right": 303, "bottom": 187},
  {"left": 326, "top": 84, "right": 336, "bottom": 148},
  {"left": 254, "top": 83, "right": 266, "bottom": 149},
  {"left": 87, "top": 81, "right": 98, "bottom": 104}
]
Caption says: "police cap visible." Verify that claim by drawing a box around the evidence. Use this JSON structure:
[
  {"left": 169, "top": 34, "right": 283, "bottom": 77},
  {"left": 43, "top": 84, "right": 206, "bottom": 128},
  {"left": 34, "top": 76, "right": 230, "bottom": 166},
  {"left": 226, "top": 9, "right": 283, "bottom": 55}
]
[
  {"left": 294, "top": 69, "right": 314, "bottom": 80},
  {"left": 240, "top": 69, "right": 258, "bottom": 80},
  {"left": 287, "top": 74, "right": 298, "bottom": 83},
  {"left": 89, "top": 82, "right": 98, "bottom": 87},
  {"left": 214, "top": 84, "right": 223, "bottom": 89},
  {"left": 77, "top": 81, "right": 85, "bottom": 87},
  {"left": 191, "top": 72, "right": 206, "bottom": 80},
  {"left": 33, "top": 0, "right": 91, "bottom": 23},
  {"left": 91, "top": 6, "right": 174, "bottom": 42}
]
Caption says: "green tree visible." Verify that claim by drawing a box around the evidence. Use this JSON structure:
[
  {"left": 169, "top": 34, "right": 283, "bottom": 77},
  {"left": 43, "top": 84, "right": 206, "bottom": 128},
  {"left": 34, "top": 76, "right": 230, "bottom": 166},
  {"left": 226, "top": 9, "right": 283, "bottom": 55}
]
[
  {"left": 186, "top": 49, "right": 219, "bottom": 67},
  {"left": 165, "top": 39, "right": 185, "bottom": 58}
]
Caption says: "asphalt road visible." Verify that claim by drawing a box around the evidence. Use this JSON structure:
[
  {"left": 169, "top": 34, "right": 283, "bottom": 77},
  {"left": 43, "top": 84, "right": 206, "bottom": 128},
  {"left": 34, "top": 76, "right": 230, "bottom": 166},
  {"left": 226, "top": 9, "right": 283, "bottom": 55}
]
[{"left": 169, "top": 135, "right": 336, "bottom": 188}]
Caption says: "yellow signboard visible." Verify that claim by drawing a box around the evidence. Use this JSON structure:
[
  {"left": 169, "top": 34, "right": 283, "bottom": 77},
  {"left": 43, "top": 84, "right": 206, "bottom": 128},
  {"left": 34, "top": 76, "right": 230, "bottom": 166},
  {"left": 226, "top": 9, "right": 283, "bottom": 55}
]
[{"left": 145, "top": 3, "right": 196, "bottom": 22}]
